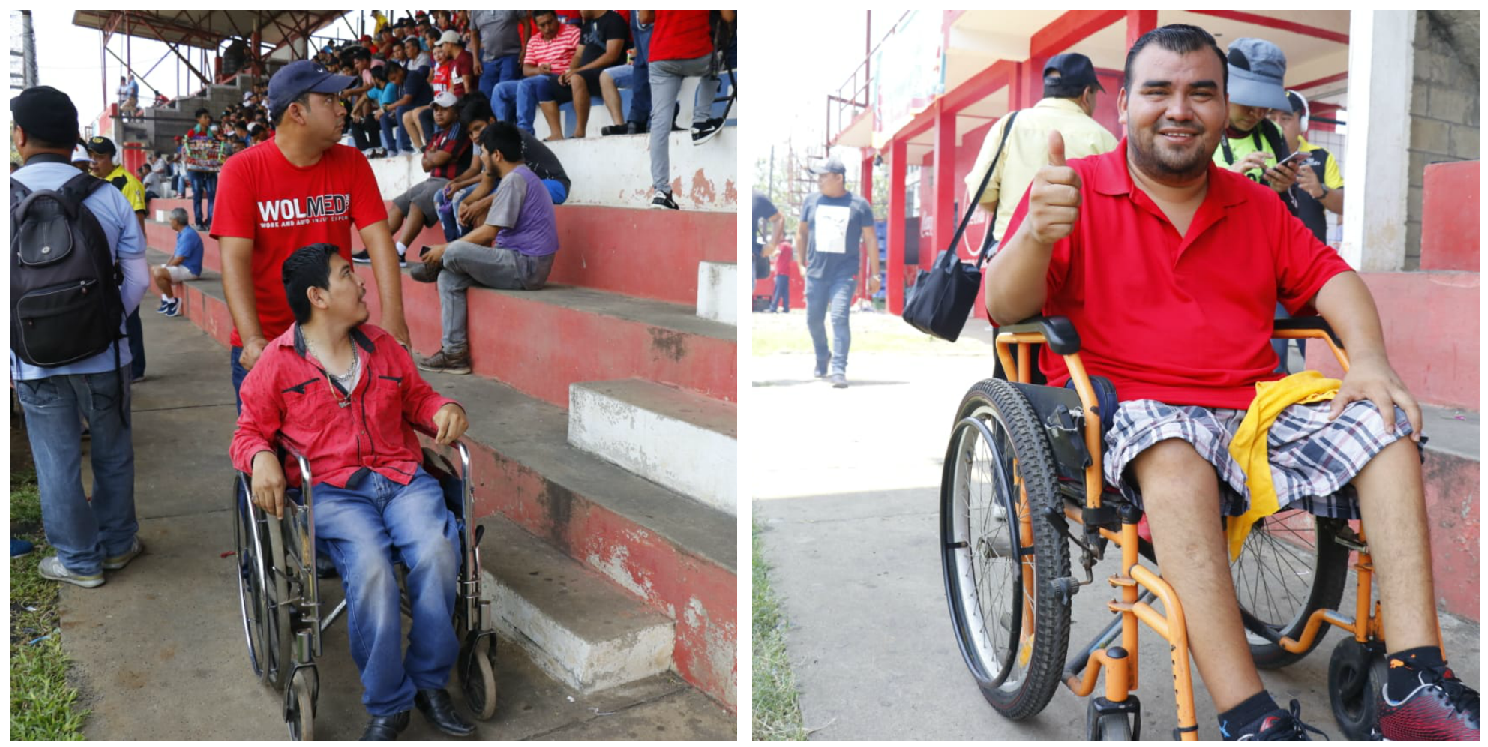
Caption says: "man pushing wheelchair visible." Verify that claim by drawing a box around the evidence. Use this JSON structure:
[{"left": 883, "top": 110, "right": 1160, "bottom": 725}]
[
  {"left": 981, "top": 25, "right": 1477, "bottom": 741},
  {"left": 230, "top": 244, "right": 475, "bottom": 740}
]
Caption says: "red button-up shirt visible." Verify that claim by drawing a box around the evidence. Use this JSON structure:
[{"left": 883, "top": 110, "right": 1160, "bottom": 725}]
[
  {"left": 230, "top": 324, "right": 458, "bottom": 488},
  {"left": 1001, "top": 138, "right": 1352, "bottom": 410}
]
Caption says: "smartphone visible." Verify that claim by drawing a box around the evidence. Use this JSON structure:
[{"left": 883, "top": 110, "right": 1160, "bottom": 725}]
[
  {"left": 418, "top": 245, "right": 432, "bottom": 259},
  {"left": 1275, "top": 151, "right": 1308, "bottom": 169}
]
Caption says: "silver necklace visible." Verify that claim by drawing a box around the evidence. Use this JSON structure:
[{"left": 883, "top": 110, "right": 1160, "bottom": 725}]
[{"left": 305, "top": 336, "right": 359, "bottom": 407}]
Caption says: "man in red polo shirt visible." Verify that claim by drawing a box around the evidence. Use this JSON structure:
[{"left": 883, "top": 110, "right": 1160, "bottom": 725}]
[
  {"left": 984, "top": 24, "right": 1476, "bottom": 741},
  {"left": 231, "top": 244, "right": 472, "bottom": 740},
  {"left": 213, "top": 60, "right": 411, "bottom": 413}
]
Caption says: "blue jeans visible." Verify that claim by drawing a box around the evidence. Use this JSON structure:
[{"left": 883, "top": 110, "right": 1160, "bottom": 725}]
[
  {"left": 392, "top": 105, "right": 418, "bottom": 153},
  {"left": 771, "top": 274, "right": 791, "bottom": 312},
  {"left": 477, "top": 54, "right": 520, "bottom": 103},
  {"left": 377, "top": 111, "right": 403, "bottom": 155},
  {"left": 493, "top": 75, "right": 560, "bottom": 134},
  {"left": 312, "top": 468, "right": 460, "bottom": 716},
  {"left": 627, "top": 15, "right": 652, "bottom": 125},
  {"left": 805, "top": 274, "right": 856, "bottom": 375},
  {"left": 436, "top": 184, "right": 480, "bottom": 241},
  {"left": 1272, "top": 302, "right": 1307, "bottom": 374},
  {"left": 231, "top": 346, "right": 248, "bottom": 414},
  {"left": 15, "top": 369, "right": 138, "bottom": 575},
  {"left": 125, "top": 307, "right": 145, "bottom": 379},
  {"left": 188, "top": 171, "right": 216, "bottom": 224}
]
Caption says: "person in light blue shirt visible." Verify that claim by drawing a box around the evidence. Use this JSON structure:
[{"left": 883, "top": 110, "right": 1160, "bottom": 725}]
[
  {"left": 151, "top": 207, "right": 204, "bottom": 317},
  {"left": 10, "top": 86, "right": 149, "bottom": 588}
]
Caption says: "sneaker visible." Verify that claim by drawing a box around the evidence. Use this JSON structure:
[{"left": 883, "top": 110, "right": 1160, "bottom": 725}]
[
  {"left": 601, "top": 122, "right": 643, "bottom": 136},
  {"left": 650, "top": 192, "right": 679, "bottom": 210},
  {"left": 1379, "top": 666, "right": 1480, "bottom": 740},
  {"left": 103, "top": 538, "right": 145, "bottom": 570},
  {"left": 830, "top": 373, "right": 849, "bottom": 389},
  {"left": 691, "top": 117, "right": 725, "bottom": 145},
  {"left": 163, "top": 299, "right": 181, "bottom": 317},
  {"left": 1230, "top": 700, "right": 1328, "bottom": 740},
  {"left": 416, "top": 348, "right": 471, "bottom": 375},
  {"left": 352, "top": 249, "right": 373, "bottom": 264},
  {"left": 11, "top": 538, "right": 34, "bottom": 558},
  {"left": 410, "top": 258, "right": 442, "bottom": 283},
  {"left": 155, "top": 298, "right": 171, "bottom": 314},
  {"left": 813, "top": 363, "right": 828, "bottom": 379},
  {"left": 38, "top": 556, "right": 104, "bottom": 588}
]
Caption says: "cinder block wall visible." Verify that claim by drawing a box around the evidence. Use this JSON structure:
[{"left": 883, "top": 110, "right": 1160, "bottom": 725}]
[{"left": 1406, "top": 9, "right": 1480, "bottom": 269}]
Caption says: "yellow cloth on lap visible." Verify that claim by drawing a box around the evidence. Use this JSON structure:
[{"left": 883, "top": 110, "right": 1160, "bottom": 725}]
[{"left": 1226, "top": 371, "right": 1340, "bottom": 561}]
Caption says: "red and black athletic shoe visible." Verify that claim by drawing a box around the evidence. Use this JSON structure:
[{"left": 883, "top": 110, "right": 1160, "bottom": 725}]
[{"left": 1378, "top": 666, "right": 1480, "bottom": 740}]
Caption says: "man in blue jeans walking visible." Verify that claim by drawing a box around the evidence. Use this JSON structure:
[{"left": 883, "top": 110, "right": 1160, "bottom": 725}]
[
  {"left": 10, "top": 86, "right": 150, "bottom": 588},
  {"left": 232, "top": 245, "right": 472, "bottom": 740},
  {"left": 798, "top": 156, "right": 880, "bottom": 388}
]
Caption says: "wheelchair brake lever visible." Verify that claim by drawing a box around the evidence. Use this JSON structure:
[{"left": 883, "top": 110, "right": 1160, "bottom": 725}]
[{"left": 473, "top": 523, "right": 485, "bottom": 548}]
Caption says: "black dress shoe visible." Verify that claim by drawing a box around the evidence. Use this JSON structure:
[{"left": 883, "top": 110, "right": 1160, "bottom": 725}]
[
  {"left": 359, "top": 710, "right": 410, "bottom": 741},
  {"left": 415, "top": 688, "right": 476, "bottom": 737}
]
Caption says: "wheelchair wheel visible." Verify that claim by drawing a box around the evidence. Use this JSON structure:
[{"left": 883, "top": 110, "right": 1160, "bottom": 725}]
[
  {"left": 234, "top": 481, "right": 272, "bottom": 681},
  {"left": 263, "top": 508, "right": 297, "bottom": 690},
  {"left": 1328, "top": 637, "right": 1386, "bottom": 740},
  {"left": 460, "top": 633, "right": 498, "bottom": 720},
  {"left": 940, "top": 379, "right": 1070, "bottom": 720},
  {"left": 285, "top": 666, "right": 317, "bottom": 741},
  {"left": 1231, "top": 513, "right": 1349, "bottom": 668}
]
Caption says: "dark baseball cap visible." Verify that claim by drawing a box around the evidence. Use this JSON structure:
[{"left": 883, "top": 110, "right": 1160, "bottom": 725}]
[
  {"left": 268, "top": 60, "right": 357, "bottom": 117},
  {"left": 1043, "top": 53, "right": 1104, "bottom": 95},
  {"left": 10, "top": 86, "right": 80, "bottom": 147},
  {"left": 809, "top": 155, "right": 847, "bottom": 175},
  {"left": 85, "top": 135, "right": 117, "bottom": 157}
]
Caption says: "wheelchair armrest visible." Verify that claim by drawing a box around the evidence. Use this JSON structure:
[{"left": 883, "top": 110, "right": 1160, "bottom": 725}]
[
  {"left": 999, "top": 316, "right": 1082, "bottom": 355},
  {"left": 1272, "top": 316, "right": 1343, "bottom": 349}
]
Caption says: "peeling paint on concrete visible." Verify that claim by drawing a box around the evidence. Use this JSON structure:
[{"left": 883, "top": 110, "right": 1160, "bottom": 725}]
[
  {"left": 648, "top": 328, "right": 689, "bottom": 362},
  {"left": 688, "top": 169, "right": 717, "bottom": 206}
]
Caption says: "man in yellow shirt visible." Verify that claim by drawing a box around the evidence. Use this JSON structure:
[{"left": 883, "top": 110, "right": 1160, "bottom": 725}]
[
  {"left": 86, "top": 136, "right": 149, "bottom": 381},
  {"left": 1271, "top": 89, "right": 1345, "bottom": 244},
  {"left": 963, "top": 53, "right": 1119, "bottom": 245}
]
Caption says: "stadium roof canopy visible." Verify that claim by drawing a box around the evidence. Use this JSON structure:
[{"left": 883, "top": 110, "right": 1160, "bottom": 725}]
[{"left": 72, "top": 10, "right": 345, "bottom": 51}]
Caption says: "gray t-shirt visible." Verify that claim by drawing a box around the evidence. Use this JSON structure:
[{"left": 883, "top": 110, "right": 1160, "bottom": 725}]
[
  {"left": 801, "top": 191, "right": 875, "bottom": 281},
  {"left": 470, "top": 11, "right": 523, "bottom": 60}
]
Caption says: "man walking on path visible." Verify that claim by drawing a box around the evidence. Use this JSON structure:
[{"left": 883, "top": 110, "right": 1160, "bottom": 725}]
[
  {"left": 798, "top": 156, "right": 878, "bottom": 388},
  {"left": 10, "top": 86, "right": 148, "bottom": 588},
  {"left": 213, "top": 60, "right": 411, "bottom": 412},
  {"left": 86, "top": 135, "right": 152, "bottom": 382}
]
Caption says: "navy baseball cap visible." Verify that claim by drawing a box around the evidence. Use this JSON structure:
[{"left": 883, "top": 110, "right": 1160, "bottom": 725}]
[
  {"left": 809, "top": 156, "right": 847, "bottom": 175},
  {"left": 85, "top": 135, "right": 117, "bottom": 157},
  {"left": 1044, "top": 53, "right": 1104, "bottom": 95},
  {"left": 268, "top": 60, "right": 356, "bottom": 117}
]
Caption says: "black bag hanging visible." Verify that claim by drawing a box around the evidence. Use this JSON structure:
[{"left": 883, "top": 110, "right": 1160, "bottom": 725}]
[{"left": 901, "top": 111, "right": 1018, "bottom": 342}]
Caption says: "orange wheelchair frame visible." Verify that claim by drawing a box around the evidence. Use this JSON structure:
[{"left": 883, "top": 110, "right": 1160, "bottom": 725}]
[{"left": 940, "top": 314, "right": 1417, "bottom": 741}]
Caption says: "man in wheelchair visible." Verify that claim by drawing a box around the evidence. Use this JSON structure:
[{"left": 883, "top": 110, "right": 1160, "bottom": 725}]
[
  {"left": 230, "top": 244, "right": 474, "bottom": 740},
  {"left": 982, "top": 24, "right": 1477, "bottom": 741}
]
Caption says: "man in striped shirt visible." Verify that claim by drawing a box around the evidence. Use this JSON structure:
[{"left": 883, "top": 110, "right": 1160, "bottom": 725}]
[{"left": 492, "top": 10, "right": 582, "bottom": 137}]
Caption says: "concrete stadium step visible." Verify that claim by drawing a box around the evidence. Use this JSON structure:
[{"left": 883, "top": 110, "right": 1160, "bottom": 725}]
[
  {"left": 696, "top": 262, "right": 738, "bottom": 326},
  {"left": 145, "top": 199, "right": 736, "bottom": 306},
  {"left": 569, "top": 380, "right": 737, "bottom": 515},
  {"left": 1416, "top": 403, "right": 1480, "bottom": 621},
  {"left": 141, "top": 236, "right": 737, "bottom": 408},
  {"left": 478, "top": 513, "right": 674, "bottom": 693},
  {"left": 155, "top": 253, "right": 737, "bottom": 707}
]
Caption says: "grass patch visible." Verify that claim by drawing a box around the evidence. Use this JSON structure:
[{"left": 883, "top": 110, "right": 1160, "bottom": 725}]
[
  {"left": 10, "top": 459, "right": 89, "bottom": 740},
  {"left": 750, "top": 311, "right": 993, "bottom": 358},
  {"left": 751, "top": 521, "right": 807, "bottom": 740}
]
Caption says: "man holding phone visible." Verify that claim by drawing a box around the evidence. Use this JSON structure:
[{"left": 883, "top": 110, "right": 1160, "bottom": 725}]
[{"left": 1212, "top": 38, "right": 1299, "bottom": 197}]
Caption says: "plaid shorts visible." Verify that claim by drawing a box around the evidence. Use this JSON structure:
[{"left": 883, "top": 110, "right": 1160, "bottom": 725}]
[{"left": 1103, "top": 398, "right": 1415, "bottom": 519}]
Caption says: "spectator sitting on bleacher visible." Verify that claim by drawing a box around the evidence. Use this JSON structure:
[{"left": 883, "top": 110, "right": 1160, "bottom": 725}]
[
  {"left": 493, "top": 10, "right": 581, "bottom": 138},
  {"left": 406, "top": 36, "right": 431, "bottom": 72},
  {"left": 644, "top": 10, "right": 733, "bottom": 210},
  {"left": 413, "top": 121, "right": 560, "bottom": 375},
  {"left": 439, "top": 30, "right": 477, "bottom": 100},
  {"left": 546, "top": 10, "right": 629, "bottom": 141},
  {"left": 151, "top": 208, "right": 204, "bottom": 317},
  {"left": 436, "top": 94, "right": 571, "bottom": 241},
  {"left": 405, "top": 43, "right": 449, "bottom": 149},
  {"left": 372, "top": 91, "right": 472, "bottom": 267},
  {"left": 432, "top": 97, "right": 495, "bottom": 242},
  {"left": 383, "top": 61, "right": 433, "bottom": 154}
]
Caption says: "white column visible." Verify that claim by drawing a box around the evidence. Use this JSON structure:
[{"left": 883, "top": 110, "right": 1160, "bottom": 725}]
[{"left": 1339, "top": 11, "right": 1416, "bottom": 272}]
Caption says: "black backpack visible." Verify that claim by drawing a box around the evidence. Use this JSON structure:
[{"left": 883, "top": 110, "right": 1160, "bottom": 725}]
[{"left": 10, "top": 172, "right": 125, "bottom": 368}]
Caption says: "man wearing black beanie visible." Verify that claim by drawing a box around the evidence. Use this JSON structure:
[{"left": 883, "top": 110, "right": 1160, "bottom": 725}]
[{"left": 10, "top": 85, "right": 149, "bottom": 588}]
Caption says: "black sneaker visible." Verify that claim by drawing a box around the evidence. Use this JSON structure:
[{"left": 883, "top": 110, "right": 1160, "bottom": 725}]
[
  {"left": 601, "top": 122, "right": 643, "bottom": 136},
  {"left": 650, "top": 192, "right": 679, "bottom": 210},
  {"left": 352, "top": 250, "right": 373, "bottom": 264},
  {"left": 410, "top": 258, "right": 442, "bottom": 283},
  {"left": 691, "top": 117, "right": 725, "bottom": 145},
  {"left": 1227, "top": 700, "right": 1328, "bottom": 741}
]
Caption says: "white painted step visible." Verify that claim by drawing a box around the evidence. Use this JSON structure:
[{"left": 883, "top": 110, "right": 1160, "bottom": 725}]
[
  {"left": 696, "top": 261, "right": 738, "bottom": 325},
  {"left": 477, "top": 514, "right": 674, "bottom": 693},
  {"left": 568, "top": 379, "right": 738, "bottom": 514}
]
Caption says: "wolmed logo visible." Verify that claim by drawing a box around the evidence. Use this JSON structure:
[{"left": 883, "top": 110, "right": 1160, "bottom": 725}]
[{"left": 256, "top": 194, "right": 351, "bottom": 223}]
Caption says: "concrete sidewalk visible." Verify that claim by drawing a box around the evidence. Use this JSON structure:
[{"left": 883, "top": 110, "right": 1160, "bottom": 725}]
[
  {"left": 751, "top": 333, "right": 1480, "bottom": 741},
  {"left": 58, "top": 303, "right": 731, "bottom": 740}
]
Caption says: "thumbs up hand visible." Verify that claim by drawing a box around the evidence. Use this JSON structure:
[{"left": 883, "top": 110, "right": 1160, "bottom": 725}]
[{"left": 1027, "top": 130, "right": 1083, "bottom": 245}]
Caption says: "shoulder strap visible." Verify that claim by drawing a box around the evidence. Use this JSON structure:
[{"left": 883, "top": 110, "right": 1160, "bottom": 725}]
[{"left": 955, "top": 110, "right": 1019, "bottom": 268}]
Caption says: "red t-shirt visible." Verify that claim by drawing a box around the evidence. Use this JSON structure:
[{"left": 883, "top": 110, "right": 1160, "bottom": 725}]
[
  {"left": 1000, "top": 139, "right": 1352, "bottom": 410},
  {"left": 430, "top": 60, "right": 452, "bottom": 95},
  {"left": 211, "top": 138, "right": 389, "bottom": 347},
  {"left": 774, "top": 243, "right": 794, "bottom": 276},
  {"left": 449, "top": 50, "right": 474, "bottom": 96},
  {"left": 649, "top": 10, "right": 712, "bottom": 63}
]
